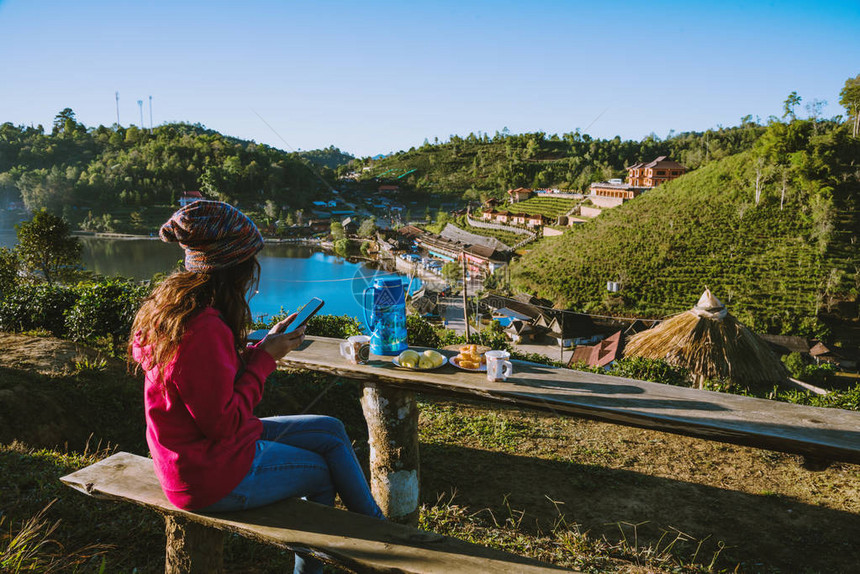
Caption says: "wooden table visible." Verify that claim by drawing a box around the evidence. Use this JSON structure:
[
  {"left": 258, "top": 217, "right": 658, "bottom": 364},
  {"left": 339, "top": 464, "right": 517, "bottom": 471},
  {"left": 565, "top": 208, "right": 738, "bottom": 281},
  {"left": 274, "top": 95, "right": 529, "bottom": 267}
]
[{"left": 280, "top": 336, "right": 860, "bottom": 524}]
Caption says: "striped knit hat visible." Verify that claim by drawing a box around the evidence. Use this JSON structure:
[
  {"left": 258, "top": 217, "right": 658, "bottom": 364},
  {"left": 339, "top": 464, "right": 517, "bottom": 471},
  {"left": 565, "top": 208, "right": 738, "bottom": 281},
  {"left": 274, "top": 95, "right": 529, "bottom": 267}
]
[{"left": 160, "top": 200, "right": 263, "bottom": 272}]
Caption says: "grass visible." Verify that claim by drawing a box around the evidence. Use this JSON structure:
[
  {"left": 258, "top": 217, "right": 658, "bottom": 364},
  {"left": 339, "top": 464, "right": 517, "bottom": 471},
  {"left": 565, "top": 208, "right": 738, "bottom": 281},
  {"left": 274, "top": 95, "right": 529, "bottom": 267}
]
[{"left": 2, "top": 333, "right": 860, "bottom": 572}]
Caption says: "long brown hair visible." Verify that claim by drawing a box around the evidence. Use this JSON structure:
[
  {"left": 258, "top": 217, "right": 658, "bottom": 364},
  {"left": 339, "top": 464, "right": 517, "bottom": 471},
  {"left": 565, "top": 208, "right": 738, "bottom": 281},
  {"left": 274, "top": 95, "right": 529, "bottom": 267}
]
[{"left": 129, "top": 256, "right": 260, "bottom": 373}]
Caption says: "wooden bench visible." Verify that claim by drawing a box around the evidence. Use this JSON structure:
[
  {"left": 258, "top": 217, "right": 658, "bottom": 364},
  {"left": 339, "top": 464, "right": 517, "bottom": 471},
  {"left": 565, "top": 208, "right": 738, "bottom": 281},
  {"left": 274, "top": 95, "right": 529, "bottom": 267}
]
[{"left": 60, "top": 451, "right": 573, "bottom": 574}]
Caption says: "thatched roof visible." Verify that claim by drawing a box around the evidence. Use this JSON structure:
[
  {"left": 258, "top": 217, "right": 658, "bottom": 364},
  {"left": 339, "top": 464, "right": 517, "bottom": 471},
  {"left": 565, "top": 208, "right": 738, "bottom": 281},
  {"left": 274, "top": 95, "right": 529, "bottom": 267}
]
[{"left": 623, "top": 289, "right": 788, "bottom": 389}]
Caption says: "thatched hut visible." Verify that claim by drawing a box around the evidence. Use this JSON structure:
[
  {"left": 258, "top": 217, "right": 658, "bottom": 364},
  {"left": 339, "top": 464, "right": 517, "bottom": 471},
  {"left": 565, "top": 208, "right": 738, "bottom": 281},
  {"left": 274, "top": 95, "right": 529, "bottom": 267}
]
[{"left": 623, "top": 289, "right": 789, "bottom": 389}]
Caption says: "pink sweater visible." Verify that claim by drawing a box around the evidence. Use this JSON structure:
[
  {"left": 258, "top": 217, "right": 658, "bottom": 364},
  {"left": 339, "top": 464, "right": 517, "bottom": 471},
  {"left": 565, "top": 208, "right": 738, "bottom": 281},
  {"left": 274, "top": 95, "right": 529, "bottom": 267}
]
[{"left": 133, "top": 308, "right": 276, "bottom": 510}]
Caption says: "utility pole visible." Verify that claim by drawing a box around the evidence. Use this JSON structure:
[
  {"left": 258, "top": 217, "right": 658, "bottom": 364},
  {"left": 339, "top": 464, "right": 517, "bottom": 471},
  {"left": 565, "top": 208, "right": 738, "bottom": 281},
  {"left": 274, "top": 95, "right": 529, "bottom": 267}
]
[
  {"left": 462, "top": 257, "right": 470, "bottom": 339},
  {"left": 149, "top": 95, "right": 153, "bottom": 130},
  {"left": 115, "top": 91, "right": 120, "bottom": 126}
]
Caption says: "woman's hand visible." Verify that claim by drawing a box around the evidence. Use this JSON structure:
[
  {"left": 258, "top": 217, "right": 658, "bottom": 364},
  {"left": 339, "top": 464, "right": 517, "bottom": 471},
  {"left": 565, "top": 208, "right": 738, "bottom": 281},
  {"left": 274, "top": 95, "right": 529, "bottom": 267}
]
[{"left": 257, "top": 313, "right": 306, "bottom": 361}]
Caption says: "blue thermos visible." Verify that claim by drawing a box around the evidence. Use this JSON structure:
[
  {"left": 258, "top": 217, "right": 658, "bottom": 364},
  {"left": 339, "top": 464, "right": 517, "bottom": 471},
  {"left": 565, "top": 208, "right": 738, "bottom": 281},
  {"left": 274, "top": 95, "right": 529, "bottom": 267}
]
[{"left": 363, "top": 277, "right": 408, "bottom": 356}]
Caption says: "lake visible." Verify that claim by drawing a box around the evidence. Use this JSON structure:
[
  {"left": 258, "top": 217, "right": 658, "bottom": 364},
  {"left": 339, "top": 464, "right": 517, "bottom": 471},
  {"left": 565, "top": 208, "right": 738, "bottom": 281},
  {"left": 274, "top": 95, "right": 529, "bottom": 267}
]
[{"left": 0, "top": 222, "right": 419, "bottom": 327}]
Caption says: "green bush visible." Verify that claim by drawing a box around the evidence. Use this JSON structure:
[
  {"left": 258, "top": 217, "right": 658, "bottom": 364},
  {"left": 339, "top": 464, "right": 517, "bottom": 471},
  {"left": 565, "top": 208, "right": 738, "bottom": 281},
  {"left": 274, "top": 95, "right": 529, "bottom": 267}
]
[
  {"left": 65, "top": 279, "right": 149, "bottom": 351},
  {"left": 263, "top": 311, "right": 363, "bottom": 340},
  {"left": 570, "top": 355, "right": 690, "bottom": 387},
  {"left": 407, "top": 314, "right": 442, "bottom": 348},
  {"left": 777, "top": 383, "right": 860, "bottom": 411},
  {"left": 0, "top": 284, "right": 79, "bottom": 336},
  {"left": 781, "top": 351, "right": 837, "bottom": 385},
  {"left": 0, "top": 247, "right": 18, "bottom": 295}
]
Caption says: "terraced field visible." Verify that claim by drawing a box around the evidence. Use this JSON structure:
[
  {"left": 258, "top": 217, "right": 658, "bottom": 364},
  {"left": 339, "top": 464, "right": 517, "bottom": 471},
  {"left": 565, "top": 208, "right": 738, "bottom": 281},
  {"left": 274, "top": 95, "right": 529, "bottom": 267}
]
[
  {"left": 507, "top": 196, "right": 580, "bottom": 218},
  {"left": 456, "top": 217, "right": 528, "bottom": 248}
]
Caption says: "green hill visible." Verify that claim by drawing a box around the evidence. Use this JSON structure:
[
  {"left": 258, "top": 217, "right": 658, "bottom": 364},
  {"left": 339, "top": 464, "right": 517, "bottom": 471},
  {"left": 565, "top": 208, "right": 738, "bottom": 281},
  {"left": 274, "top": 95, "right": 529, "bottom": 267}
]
[
  {"left": 345, "top": 125, "right": 765, "bottom": 198},
  {"left": 0, "top": 111, "right": 338, "bottom": 222},
  {"left": 509, "top": 120, "right": 860, "bottom": 337}
]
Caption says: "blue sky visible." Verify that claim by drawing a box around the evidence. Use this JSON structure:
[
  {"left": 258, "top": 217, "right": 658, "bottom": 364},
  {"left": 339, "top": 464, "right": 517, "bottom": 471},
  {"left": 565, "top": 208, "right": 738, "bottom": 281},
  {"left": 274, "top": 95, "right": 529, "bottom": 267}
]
[{"left": 1, "top": 0, "right": 857, "bottom": 158}]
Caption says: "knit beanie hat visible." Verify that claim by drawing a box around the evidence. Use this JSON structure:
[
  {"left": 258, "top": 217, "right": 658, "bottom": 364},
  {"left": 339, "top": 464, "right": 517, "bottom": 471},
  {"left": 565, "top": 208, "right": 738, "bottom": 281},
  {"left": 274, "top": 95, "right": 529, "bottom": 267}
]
[{"left": 160, "top": 200, "right": 263, "bottom": 272}]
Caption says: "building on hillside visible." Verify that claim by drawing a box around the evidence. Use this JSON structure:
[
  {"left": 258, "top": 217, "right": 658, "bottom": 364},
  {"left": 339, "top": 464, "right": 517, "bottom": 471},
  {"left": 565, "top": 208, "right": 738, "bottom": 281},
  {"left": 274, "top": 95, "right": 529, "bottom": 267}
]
[
  {"left": 568, "top": 330, "right": 624, "bottom": 369},
  {"left": 461, "top": 244, "right": 506, "bottom": 277},
  {"left": 527, "top": 213, "right": 547, "bottom": 227},
  {"left": 547, "top": 313, "right": 596, "bottom": 348},
  {"left": 378, "top": 185, "right": 400, "bottom": 194},
  {"left": 588, "top": 181, "right": 648, "bottom": 205},
  {"left": 810, "top": 342, "right": 857, "bottom": 370},
  {"left": 179, "top": 191, "right": 203, "bottom": 206},
  {"left": 341, "top": 217, "right": 357, "bottom": 235},
  {"left": 758, "top": 334, "right": 811, "bottom": 357},
  {"left": 588, "top": 156, "right": 687, "bottom": 209},
  {"left": 416, "top": 233, "right": 461, "bottom": 262},
  {"left": 481, "top": 208, "right": 496, "bottom": 221},
  {"left": 510, "top": 212, "right": 527, "bottom": 226},
  {"left": 627, "top": 156, "right": 686, "bottom": 187},
  {"left": 309, "top": 219, "right": 331, "bottom": 234},
  {"left": 507, "top": 187, "right": 533, "bottom": 203},
  {"left": 396, "top": 225, "right": 425, "bottom": 250}
]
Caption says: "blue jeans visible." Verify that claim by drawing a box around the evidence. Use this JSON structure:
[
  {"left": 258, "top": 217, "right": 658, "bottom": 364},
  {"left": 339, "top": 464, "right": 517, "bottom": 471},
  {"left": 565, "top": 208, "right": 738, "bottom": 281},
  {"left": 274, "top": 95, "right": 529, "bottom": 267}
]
[{"left": 199, "top": 415, "right": 384, "bottom": 574}]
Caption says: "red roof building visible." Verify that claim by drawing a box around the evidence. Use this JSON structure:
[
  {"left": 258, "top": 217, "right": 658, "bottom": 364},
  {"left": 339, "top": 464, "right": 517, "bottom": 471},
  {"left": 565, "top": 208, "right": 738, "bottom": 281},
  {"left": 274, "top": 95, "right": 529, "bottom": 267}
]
[
  {"left": 626, "top": 156, "right": 686, "bottom": 187},
  {"left": 507, "top": 187, "right": 533, "bottom": 203},
  {"left": 568, "top": 330, "right": 624, "bottom": 369}
]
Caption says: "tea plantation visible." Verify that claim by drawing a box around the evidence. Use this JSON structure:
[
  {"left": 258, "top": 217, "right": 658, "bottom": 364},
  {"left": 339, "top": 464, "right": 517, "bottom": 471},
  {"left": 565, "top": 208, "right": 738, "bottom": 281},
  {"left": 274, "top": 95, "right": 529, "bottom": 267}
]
[{"left": 510, "top": 120, "right": 860, "bottom": 337}]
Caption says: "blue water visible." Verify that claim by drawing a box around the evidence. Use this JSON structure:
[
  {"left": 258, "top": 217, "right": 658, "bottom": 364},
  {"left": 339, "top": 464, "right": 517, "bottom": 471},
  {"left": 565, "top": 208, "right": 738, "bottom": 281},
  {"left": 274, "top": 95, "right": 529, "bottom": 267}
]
[{"left": 0, "top": 225, "right": 419, "bottom": 327}]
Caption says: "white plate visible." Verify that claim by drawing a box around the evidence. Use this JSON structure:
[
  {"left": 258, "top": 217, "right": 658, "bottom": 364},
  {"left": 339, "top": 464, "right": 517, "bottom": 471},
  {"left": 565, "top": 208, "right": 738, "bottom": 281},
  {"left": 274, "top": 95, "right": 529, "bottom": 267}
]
[
  {"left": 392, "top": 355, "right": 449, "bottom": 371},
  {"left": 450, "top": 357, "right": 487, "bottom": 372}
]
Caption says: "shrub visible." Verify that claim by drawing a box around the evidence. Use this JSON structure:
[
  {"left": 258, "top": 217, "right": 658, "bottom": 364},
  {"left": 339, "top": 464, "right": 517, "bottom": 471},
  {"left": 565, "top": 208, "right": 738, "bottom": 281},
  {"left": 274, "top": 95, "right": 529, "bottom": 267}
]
[
  {"left": 407, "top": 314, "right": 441, "bottom": 348},
  {"left": 781, "top": 352, "right": 836, "bottom": 385},
  {"left": 608, "top": 356, "right": 690, "bottom": 386},
  {"left": 65, "top": 279, "right": 149, "bottom": 351},
  {"left": 0, "top": 247, "right": 18, "bottom": 295},
  {"left": 569, "top": 355, "right": 691, "bottom": 387},
  {"left": 264, "top": 311, "right": 363, "bottom": 340},
  {"left": 0, "top": 285, "right": 79, "bottom": 336}
]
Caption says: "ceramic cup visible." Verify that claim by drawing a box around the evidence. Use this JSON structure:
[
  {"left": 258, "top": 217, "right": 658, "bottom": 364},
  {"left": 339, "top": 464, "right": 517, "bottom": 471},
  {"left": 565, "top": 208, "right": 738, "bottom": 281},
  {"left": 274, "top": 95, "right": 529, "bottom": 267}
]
[
  {"left": 340, "top": 335, "right": 371, "bottom": 364},
  {"left": 485, "top": 350, "right": 513, "bottom": 382}
]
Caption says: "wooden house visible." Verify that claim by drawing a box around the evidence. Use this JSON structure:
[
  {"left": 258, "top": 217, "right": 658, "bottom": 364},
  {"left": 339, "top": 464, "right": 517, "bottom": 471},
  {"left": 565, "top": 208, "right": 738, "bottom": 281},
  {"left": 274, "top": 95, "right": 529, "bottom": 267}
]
[
  {"left": 341, "top": 217, "right": 357, "bottom": 235},
  {"left": 507, "top": 187, "right": 533, "bottom": 203}
]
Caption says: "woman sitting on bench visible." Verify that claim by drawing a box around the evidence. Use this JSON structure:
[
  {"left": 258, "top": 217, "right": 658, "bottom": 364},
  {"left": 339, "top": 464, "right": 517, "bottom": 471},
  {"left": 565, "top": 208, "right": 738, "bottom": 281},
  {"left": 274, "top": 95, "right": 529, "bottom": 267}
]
[{"left": 129, "top": 200, "right": 384, "bottom": 574}]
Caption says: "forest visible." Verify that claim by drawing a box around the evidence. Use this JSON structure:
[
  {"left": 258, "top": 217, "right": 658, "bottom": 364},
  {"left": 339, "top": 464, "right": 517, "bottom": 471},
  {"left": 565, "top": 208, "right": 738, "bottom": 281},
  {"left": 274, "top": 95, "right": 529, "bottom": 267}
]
[
  {"left": 0, "top": 110, "right": 342, "bottom": 226},
  {"left": 346, "top": 122, "right": 768, "bottom": 198}
]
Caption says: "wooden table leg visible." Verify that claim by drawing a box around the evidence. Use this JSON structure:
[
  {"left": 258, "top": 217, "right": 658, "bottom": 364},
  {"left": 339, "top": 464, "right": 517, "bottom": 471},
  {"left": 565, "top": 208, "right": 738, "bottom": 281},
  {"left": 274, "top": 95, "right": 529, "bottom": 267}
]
[
  {"left": 164, "top": 515, "right": 225, "bottom": 573},
  {"left": 360, "top": 382, "right": 420, "bottom": 526}
]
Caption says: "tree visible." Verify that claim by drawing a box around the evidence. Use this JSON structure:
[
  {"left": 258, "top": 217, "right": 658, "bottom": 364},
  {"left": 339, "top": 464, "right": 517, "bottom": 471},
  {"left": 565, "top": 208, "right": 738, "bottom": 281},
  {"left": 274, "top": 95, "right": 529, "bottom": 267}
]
[
  {"left": 15, "top": 210, "right": 82, "bottom": 284},
  {"left": 441, "top": 261, "right": 461, "bottom": 285},
  {"left": 358, "top": 216, "right": 376, "bottom": 238},
  {"left": 839, "top": 74, "right": 860, "bottom": 137},
  {"left": 330, "top": 221, "right": 345, "bottom": 241},
  {"left": 0, "top": 247, "right": 19, "bottom": 294},
  {"left": 52, "top": 108, "right": 79, "bottom": 136},
  {"left": 782, "top": 91, "right": 802, "bottom": 120}
]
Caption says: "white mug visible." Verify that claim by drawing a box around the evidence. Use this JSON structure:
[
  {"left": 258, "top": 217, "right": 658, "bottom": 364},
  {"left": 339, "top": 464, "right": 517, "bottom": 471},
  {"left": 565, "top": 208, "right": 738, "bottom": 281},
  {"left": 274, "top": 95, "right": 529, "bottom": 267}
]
[
  {"left": 339, "top": 335, "right": 371, "bottom": 364},
  {"left": 485, "top": 350, "right": 513, "bottom": 382}
]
